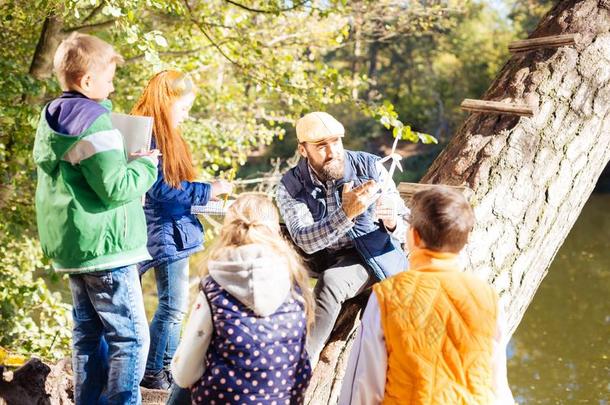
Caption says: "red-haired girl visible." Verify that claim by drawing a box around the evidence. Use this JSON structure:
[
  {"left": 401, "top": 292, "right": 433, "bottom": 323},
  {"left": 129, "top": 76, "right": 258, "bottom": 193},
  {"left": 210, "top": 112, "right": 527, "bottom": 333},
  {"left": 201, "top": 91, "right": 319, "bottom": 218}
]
[{"left": 131, "top": 70, "right": 231, "bottom": 389}]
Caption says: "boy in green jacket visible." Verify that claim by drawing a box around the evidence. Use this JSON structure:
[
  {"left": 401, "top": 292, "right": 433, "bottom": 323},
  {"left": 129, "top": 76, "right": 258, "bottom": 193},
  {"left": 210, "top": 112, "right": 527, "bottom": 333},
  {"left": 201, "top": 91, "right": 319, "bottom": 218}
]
[{"left": 33, "top": 32, "right": 159, "bottom": 405}]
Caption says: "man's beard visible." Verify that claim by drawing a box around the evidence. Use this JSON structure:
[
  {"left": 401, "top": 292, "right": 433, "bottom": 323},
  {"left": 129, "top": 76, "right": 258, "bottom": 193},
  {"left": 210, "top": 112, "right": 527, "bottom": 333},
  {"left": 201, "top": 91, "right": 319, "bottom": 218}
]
[{"left": 315, "top": 157, "right": 345, "bottom": 182}]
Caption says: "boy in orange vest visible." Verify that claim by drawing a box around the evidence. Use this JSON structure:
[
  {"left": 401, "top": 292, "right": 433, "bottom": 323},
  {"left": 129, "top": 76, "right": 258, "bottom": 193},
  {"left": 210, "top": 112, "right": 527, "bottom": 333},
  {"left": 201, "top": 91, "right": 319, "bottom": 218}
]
[{"left": 339, "top": 187, "right": 514, "bottom": 404}]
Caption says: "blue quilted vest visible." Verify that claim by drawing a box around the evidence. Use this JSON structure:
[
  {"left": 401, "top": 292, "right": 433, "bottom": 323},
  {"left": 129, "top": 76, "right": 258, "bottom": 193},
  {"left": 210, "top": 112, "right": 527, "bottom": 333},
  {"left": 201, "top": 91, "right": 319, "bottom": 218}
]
[
  {"left": 191, "top": 277, "right": 312, "bottom": 405},
  {"left": 280, "top": 150, "right": 407, "bottom": 280}
]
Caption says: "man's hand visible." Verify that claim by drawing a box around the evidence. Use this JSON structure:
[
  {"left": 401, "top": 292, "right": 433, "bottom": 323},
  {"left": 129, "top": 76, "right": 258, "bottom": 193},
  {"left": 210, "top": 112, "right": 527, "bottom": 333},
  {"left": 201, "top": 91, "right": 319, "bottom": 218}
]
[
  {"left": 341, "top": 180, "right": 378, "bottom": 220},
  {"left": 210, "top": 180, "right": 233, "bottom": 201},
  {"left": 375, "top": 195, "right": 397, "bottom": 231}
]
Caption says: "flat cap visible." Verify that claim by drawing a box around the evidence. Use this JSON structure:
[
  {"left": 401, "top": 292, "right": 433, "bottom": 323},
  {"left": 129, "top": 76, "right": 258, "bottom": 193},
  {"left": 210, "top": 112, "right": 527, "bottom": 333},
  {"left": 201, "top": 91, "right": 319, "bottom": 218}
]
[{"left": 295, "top": 112, "right": 345, "bottom": 144}]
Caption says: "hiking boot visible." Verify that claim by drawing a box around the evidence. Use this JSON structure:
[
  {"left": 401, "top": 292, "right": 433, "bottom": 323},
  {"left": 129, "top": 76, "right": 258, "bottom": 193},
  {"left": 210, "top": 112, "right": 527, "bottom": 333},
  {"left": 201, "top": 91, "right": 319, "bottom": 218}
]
[
  {"left": 164, "top": 368, "right": 174, "bottom": 386},
  {"left": 140, "top": 369, "right": 171, "bottom": 390}
]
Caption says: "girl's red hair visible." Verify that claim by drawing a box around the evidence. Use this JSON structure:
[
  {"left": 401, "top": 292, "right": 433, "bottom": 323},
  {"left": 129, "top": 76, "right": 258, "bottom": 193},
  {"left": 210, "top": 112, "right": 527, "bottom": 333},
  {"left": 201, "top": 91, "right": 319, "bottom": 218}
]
[{"left": 131, "top": 70, "right": 196, "bottom": 188}]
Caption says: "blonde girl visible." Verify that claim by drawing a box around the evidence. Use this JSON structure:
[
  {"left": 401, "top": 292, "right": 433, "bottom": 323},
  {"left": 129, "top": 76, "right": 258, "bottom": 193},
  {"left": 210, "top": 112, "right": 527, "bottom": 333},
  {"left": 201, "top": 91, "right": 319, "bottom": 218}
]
[{"left": 171, "top": 193, "right": 314, "bottom": 405}]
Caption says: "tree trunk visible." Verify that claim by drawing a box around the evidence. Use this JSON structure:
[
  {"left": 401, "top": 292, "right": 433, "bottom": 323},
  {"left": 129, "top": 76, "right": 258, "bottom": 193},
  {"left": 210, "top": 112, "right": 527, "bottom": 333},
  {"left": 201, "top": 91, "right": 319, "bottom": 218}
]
[
  {"left": 0, "top": 16, "right": 66, "bottom": 207},
  {"left": 29, "top": 16, "right": 65, "bottom": 80},
  {"left": 423, "top": 0, "right": 610, "bottom": 336},
  {"left": 365, "top": 40, "right": 379, "bottom": 101},
  {"left": 305, "top": 0, "right": 610, "bottom": 402},
  {"left": 351, "top": 20, "right": 362, "bottom": 100}
]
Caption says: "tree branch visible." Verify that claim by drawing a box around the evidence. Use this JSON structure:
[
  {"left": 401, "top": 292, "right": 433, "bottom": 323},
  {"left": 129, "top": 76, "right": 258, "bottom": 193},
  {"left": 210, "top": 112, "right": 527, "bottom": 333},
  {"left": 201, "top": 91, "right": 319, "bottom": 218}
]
[
  {"left": 63, "top": 19, "right": 116, "bottom": 34},
  {"left": 149, "top": 10, "right": 236, "bottom": 29},
  {"left": 183, "top": 0, "right": 243, "bottom": 68},
  {"left": 29, "top": 16, "right": 64, "bottom": 79},
  {"left": 124, "top": 47, "right": 208, "bottom": 64},
  {"left": 82, "top": 1, "right": 106, "bottom": 24},
  {"left": 182, "top": 0, "right": 309, "bottom": 92},
  {"left": 254, "top": 112, "right": 295, "bottom": 123},
  {"left": 265, "top": 32, "right": 307, "bottom": 47},
  {"left": 223, "top": 0, "right": 308, "bottom": 14}
]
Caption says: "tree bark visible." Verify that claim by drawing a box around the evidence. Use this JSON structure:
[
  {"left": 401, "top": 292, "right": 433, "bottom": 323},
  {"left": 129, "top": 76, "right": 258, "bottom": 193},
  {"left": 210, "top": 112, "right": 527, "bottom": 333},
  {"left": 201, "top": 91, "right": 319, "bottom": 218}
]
[
  {"left": 365, "top": 40, "right": 379, "bottom": 101},
  {"left": 423, "top": 0, "right": 610, "bottom": 336},
  {"left": 305, "top": 0, "right": 610, "bottom": 402},
  {"left": 350, "top": 17, "right": 363, "bottom": 100},
  {"left": 29, "top": 16, "right": 65, "bottom": 80},
  {"left": 0, "top": 16, "right": 66, "bottom": 208}
]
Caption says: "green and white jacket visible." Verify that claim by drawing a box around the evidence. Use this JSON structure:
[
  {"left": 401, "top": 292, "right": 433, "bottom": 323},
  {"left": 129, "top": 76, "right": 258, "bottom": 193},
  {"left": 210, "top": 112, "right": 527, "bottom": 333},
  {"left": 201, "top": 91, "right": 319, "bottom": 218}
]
[{"left": 33, "top": 92, "right": 157, "bottom": 273}]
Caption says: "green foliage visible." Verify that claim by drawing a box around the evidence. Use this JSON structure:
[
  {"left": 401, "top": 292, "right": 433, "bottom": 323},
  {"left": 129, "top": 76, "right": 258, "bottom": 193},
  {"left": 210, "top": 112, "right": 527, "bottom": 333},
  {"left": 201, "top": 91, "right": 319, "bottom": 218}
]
[
  {"left": 364, "top": 1, "right": 518, "bottom": 144},
  {"left": 253, "top": 1, "right": 551, "bottom": 183},
  {"left": 0, "top": 171, "right": 71, "bottom": 361},
  {"left": 0, "top": 2, "right": 72, "bottom": 360},
  {"left": 508, "top": 0, "right": 557, "bottom": 35},
  {"left": 0, "top": 236, "right": 72, "bottom": 361}
]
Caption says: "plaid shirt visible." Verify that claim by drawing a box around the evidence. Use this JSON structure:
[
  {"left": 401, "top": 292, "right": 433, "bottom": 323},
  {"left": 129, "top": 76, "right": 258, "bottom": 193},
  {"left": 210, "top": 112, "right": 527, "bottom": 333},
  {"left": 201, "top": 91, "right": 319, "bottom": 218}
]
[{"left": 277, "top": 162, "right": 408, "bottom": 255}]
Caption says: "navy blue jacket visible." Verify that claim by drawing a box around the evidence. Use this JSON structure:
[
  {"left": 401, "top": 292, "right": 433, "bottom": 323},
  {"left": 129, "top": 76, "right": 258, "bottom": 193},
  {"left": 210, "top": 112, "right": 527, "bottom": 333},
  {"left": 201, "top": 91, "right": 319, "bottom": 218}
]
[
  {"left": 281, "top": 150, "right": 407, "bottom": 280},
  {"left": 139, "top": 145, "right": 211, "bottom": 272}
]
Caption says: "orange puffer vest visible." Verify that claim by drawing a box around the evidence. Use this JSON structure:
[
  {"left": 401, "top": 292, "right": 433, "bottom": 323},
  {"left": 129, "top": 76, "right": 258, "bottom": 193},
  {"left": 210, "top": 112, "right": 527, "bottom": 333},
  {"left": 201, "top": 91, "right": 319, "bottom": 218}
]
[{"left": 373, "top": 249, "right": 498, "bottom": 405}]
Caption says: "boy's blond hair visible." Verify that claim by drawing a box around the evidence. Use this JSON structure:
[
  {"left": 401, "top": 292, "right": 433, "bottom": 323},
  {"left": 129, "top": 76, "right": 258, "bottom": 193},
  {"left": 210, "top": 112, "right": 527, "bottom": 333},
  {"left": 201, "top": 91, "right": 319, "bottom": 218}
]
[{"left": 53, "top": 32, "right": 124, "bottom": 90}]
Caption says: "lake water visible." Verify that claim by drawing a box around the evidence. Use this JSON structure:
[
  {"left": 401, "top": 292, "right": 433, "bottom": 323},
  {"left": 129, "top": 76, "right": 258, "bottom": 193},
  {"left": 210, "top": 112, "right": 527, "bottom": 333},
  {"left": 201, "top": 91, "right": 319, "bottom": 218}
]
[{"left": 507, "top": 193, "right": 610, "bottom": 403}]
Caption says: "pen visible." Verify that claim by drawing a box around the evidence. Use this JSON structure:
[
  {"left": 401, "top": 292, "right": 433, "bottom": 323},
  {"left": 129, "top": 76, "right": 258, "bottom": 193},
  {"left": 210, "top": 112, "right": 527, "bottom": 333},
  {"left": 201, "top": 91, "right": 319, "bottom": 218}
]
[{"left": 223, "top": 167, "right": 236, "bottom": 209}]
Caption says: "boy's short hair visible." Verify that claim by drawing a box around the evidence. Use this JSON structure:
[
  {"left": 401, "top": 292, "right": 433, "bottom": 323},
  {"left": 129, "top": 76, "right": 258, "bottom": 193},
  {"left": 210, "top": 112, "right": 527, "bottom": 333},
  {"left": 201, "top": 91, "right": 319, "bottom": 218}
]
[
  {"left": 410, "top": 187, "right": 475, "bottom": 253},
  {"left": 53, "top": 32, "right": 124, "bottom": 90}
]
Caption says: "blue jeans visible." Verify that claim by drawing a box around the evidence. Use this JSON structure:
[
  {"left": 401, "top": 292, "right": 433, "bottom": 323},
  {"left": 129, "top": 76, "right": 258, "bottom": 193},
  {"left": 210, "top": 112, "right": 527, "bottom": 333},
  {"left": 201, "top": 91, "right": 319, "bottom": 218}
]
[
  {"left": 69, "top": 265, "right": 150, "bottom": 405},
  {"left": 145, "top": 257, "right": 189, "bottom": 374}
]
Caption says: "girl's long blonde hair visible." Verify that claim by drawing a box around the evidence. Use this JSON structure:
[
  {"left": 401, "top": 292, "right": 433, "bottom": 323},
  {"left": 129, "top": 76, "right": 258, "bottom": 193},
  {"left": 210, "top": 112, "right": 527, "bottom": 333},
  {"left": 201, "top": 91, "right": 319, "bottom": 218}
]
[
  {"left": 131, "top": 70, "right": 196, "bottom": 188},
  {"left": 200, "top": 193, "right": 315, "bottom": 332}
]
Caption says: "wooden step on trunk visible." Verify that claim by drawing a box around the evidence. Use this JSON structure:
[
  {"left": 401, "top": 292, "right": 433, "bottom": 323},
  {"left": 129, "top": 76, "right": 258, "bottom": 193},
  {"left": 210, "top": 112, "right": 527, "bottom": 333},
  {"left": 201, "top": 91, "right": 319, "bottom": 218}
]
[
  {"left": 508, "top": 33, "right": 576, "bottom": 53},
  {"left": 398, "top": 182, "right": 474, "bottom": 206},
  {"left": 460, "top": 98, "right": 535, "bottom": 117}
]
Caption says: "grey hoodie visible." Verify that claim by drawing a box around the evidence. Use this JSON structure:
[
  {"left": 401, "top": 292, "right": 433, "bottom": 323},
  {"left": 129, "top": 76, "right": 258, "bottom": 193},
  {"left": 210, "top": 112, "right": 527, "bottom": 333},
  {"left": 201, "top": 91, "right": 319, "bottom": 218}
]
[{"left": 208, "top": 244, "right": 293, "bottom": 316}]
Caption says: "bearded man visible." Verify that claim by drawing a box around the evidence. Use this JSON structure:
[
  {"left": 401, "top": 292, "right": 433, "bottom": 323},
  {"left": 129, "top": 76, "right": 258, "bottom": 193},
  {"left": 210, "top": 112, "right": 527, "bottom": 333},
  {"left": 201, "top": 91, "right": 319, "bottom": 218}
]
[{"left": 277, "top": 111, "right": 409, "bottom": 365}]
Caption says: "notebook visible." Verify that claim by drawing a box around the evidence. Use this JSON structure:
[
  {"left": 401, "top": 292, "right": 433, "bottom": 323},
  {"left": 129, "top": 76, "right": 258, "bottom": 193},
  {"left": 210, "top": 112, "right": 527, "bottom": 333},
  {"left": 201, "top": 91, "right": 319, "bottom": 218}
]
[
  {"left": 110, "top": 112, "right": 153, "bottom": 161},
  {"left": 191, "top": 200, "right": 235, "bottom": 216}
]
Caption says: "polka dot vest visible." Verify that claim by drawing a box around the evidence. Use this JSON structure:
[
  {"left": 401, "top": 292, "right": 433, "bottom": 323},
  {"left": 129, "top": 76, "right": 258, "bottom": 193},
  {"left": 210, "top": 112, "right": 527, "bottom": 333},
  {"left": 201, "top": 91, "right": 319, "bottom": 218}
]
[{"left": 191, "top": 277, "right": 312, "bottom": 405}]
